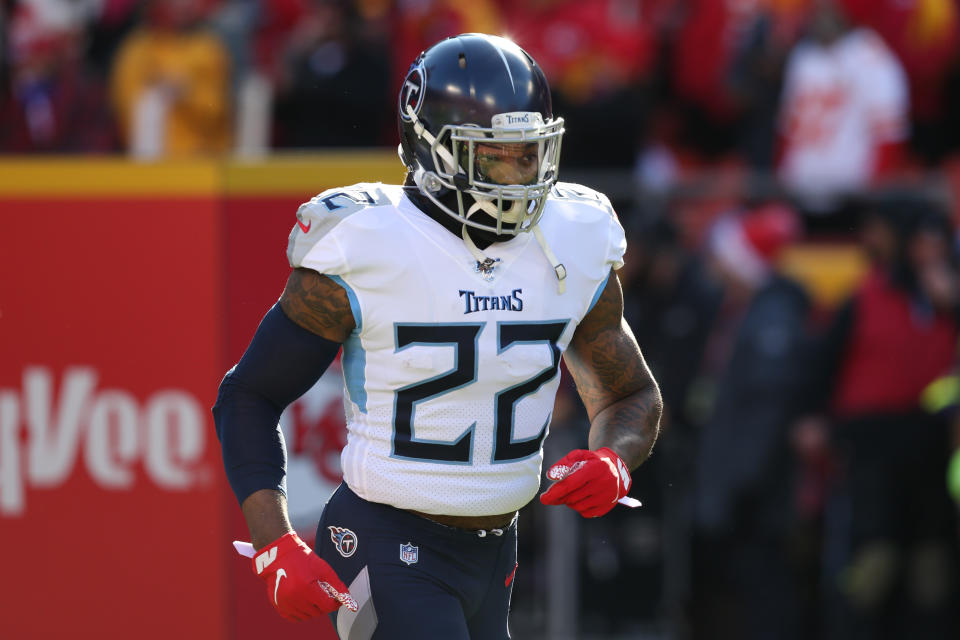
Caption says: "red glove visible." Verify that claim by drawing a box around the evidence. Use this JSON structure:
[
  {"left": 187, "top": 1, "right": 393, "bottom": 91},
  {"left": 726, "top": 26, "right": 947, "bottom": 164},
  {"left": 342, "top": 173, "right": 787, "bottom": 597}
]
[
  {"left": 251, "top": 532, "right": 357, "bottom": 621},
  {"left": 540, "top": 447, "right": 632, "bottom": 518}
]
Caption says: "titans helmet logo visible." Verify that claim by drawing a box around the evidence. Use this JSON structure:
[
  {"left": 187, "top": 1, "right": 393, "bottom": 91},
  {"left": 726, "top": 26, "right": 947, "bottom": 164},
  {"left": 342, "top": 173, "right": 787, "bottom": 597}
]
[{"left": 399, "top": 61, "right": 426, "bottom": 122}]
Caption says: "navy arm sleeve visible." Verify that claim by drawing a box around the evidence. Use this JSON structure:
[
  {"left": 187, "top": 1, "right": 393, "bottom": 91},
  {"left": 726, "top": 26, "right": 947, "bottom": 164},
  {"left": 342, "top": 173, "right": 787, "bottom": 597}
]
[{"left": 212, "top": 303, "right": 342, "bottom": 505}]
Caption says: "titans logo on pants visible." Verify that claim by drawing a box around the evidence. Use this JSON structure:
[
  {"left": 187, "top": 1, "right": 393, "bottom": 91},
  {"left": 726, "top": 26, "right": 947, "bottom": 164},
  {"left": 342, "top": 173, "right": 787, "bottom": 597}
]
[{"left": 328, "top": 526, "right": 359, "bottom": 558}]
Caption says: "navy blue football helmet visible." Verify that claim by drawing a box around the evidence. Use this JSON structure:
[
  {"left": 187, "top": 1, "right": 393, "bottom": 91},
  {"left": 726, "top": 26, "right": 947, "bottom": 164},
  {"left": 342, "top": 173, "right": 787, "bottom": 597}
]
[{"left": 398, "top": 34, "right": 565, "bottom": 238}]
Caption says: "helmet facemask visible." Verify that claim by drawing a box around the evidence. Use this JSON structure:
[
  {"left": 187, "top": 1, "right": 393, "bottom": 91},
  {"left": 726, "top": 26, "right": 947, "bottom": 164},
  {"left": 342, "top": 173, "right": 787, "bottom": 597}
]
[{"left": 407, "top": 107, "right": 564, "bottom": 237}]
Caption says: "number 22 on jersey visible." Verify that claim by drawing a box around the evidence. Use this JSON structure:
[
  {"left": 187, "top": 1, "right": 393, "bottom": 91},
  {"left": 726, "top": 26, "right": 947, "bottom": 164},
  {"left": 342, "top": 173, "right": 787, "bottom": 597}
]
[{"left": 392, "top": 320, "right": 568, "bottom": 464}]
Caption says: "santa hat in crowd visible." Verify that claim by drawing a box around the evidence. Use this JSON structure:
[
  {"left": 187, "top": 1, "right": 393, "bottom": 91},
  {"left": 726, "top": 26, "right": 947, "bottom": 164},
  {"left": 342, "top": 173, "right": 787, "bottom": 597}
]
[{"left": 709, "top": 203, "right": 801, "bottom": 286}]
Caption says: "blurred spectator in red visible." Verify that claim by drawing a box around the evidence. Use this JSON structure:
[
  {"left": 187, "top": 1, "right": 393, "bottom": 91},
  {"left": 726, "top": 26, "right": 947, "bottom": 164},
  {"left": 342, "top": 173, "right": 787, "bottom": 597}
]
[
  {"left": 109, "top": 0, "right": 232, "bottom": 157},
  {"left": 841, "top": 0, "right": 960, "bottom": 164},
  {"left": 777, "top": 0, "right": 909, "bottom": 229},
  {"left": 0, "top": 0, "right": 117, "bottom": 152},
  {"left": 272, "top": 0, "right": 391, "bottom": 148},
  {"left": 692, "top": 202, "right": 814, "bottom": 640},
  {"left": 668, "top": 0, "right": 751, "bottom": 157},
  {"left": 502, "top": 0, "right": 656, "bottom": 167},
  {"left": 801, "top": 194, "right": 960, "bottom": 640},
  {"left": 666, "top": 0, "right": 794, "bottom": 160}
]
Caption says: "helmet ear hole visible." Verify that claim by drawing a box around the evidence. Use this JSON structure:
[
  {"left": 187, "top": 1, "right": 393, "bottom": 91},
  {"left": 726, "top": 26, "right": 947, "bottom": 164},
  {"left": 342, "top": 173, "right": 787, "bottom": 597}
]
[{"left": 458, "top": 53, "right": 467, "bottom": 69}]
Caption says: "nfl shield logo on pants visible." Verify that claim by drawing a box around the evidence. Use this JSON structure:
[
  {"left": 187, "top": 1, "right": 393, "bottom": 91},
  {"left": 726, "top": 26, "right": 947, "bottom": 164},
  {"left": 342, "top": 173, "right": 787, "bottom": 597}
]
[{"left": 400, "top": 542, "right": 419, "bottom": 565}]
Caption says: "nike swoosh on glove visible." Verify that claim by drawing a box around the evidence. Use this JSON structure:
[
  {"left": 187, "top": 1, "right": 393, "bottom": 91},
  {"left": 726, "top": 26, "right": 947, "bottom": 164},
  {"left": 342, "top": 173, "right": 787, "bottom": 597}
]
[
  {"left": 251, "top": 532, "right": 358, "bottom": 620},
  {"left": 539, "top": 447, "right": 632, "bottom": 518}
]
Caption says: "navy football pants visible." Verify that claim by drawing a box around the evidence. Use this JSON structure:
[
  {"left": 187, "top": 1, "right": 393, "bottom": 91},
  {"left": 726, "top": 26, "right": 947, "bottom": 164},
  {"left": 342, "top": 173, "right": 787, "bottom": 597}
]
[{"left": 315, "top": 484, "right": 517, "bottom": 639}]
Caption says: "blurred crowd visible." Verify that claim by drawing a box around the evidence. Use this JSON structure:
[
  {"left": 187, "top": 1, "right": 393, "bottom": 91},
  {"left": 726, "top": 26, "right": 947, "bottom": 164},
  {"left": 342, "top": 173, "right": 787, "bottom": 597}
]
[
  {"left": 581, "top": 192, "right": 960, "bottom": 640},
  {"left": 4, "top": 1, "right": 960, "bottom": 639},
  {"left": 1, "top": 0, "right": 959, "bottom": 171}
]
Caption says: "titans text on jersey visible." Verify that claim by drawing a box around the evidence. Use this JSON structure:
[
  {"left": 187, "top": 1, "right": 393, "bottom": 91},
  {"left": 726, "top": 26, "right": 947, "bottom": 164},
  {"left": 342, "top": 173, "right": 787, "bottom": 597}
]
[{"left": 459, "top": 289, "right": 524, "bottom": 314}]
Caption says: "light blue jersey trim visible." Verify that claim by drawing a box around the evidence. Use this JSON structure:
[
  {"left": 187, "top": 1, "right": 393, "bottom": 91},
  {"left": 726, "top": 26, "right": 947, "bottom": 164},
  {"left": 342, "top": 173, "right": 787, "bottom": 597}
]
[
  {"left": 342, "top": 334, "right": 367, "bottom": 413},
  {"left": 329, "top": 275, "right": 367, "bottom": 413},
  {"left": 586, "top": 270, "right": 611, "bottom": 315},
  {"left": 329, "top": 275, "right": 362, "bottom": 330}
]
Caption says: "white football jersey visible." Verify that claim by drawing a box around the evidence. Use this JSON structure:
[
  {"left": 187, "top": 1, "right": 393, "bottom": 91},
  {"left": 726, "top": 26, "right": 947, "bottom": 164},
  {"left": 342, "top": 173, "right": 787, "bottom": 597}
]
[{"left": 286, "top": 182, "right": 625, "bottom": 516}]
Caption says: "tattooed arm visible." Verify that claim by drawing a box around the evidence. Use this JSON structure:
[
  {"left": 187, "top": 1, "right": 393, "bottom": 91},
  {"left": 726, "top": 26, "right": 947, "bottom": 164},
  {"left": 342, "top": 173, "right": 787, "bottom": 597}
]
[
  {"left": 218, "top": 268, "right": 355, "bottom": 548},
  {"left": 279, "top": 267, "right": 355, "bottom": 343},
  {"left": 564, "top": 271, "right": 662, "bottom": 469}
]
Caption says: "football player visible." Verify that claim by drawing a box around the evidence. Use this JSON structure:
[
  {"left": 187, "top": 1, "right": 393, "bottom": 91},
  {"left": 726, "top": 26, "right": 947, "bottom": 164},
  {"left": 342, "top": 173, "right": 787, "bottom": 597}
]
[{"left": 214, "top": 33, "right": 662, "bottom": 639}]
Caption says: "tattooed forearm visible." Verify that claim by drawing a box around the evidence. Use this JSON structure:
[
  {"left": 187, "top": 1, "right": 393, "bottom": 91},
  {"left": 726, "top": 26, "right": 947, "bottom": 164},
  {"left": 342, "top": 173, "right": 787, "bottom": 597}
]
[
  {"left": 565, "top": 272, "right": 662, "bottom": 469},
  {"left": 586, "top": 386, "right": 662, "bottom": 469},
  {"left": 279, "top": 267, "right": 355, "bottom": 343},
  {"left": 570, "top": 317, "right": 645, "bottom": 406}
]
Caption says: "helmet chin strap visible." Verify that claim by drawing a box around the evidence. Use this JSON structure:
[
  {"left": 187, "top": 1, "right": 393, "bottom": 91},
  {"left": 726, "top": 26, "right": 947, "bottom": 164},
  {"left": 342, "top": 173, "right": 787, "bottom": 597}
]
[
  {"left": 532, "top": 225, "right": 567, "bottom": 294},
  {"left": 460, "top": 196, "right": 514, "bottom": 270},
  {"left": 465, "top": 194, "right": 526, "bottom": 225},
  {"left": 407, "top": 105, "right": 457, "bottom": 173},
  {"left": 407, "top": 104, "right": 566, "bottom": 294},
  {"left": 463, "top": 196, "right": 567, "bottom": 294}
]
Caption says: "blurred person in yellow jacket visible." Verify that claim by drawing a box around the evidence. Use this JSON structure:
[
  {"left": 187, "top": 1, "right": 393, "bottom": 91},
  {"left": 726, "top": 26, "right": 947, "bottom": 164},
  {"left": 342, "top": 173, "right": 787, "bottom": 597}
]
[{"left": 110, "top": 0, "right": 231, "bottom": 157}]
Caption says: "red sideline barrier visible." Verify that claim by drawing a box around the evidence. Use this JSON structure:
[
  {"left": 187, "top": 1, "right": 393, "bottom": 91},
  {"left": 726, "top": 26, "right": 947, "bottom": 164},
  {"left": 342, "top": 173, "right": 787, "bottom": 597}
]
[
  {"left": 0, "top": 154, "right": 402, "bottom": 639},
  {"left": 0, "top": 196, "right": 227, "bottom": 638}
]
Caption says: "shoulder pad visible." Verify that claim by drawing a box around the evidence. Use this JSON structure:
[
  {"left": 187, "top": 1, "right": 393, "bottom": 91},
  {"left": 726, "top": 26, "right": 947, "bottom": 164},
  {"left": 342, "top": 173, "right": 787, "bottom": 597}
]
[
  {"left": 551, "top": 182, "right": 617, "bottom": 219},
  {"left": 547, "top": 182, "right": 626, "bottom": 271},
  {"left": 286, "top": 183, "right": 395, "bottom": 268}
]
